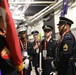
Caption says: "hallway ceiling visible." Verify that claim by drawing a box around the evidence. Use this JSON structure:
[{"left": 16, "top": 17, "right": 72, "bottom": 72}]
[
  {"left": 24, "top": 0, "right": 55, "bottom": 16},
  {"left": 9, "top": 0, "right": 57, "bottom": 21}
]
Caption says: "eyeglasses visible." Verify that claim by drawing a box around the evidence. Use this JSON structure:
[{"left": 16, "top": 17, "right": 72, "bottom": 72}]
[{"left": 44, "top": 29, "right": 51, "bottom": 32}]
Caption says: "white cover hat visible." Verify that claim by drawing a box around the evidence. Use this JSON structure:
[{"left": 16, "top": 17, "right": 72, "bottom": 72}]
[{"left": 17, "top": 26, "right": 27, "bottom": 33}]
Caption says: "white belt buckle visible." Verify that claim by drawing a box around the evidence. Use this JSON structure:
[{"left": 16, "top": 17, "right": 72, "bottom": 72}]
[{"left": 22, "top": 51, "right": 28, "bottom": 57}]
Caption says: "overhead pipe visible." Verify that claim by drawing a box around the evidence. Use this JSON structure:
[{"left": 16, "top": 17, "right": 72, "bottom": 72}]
[
  {"left": 28, "top": 0, "right": 58, "bottom": 21},
  {"left": 68, "top": 0, "right": 76, "bottom": 8},
  {"left": 30, "top": 0, "right": 62, "bottom": 22},
  {"left": 8, "top": 1, "right": 57, "bottom": 4},
  {"left": 9, "top": 0, "right": 58, "bottom": 21},
  {"left": 25, "top": 0, "right": 75, "bottom": 26},
  {"left": 25, "top": 0, "right": 61, "bottom": 26},
  {"left": 70, "top": 1, "right": 76, "bottom": 8}
]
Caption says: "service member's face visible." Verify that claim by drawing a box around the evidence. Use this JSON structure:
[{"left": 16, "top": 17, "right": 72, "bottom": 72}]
[
  {"left": 58, "top": 24, "right": 69, "bottom": 33},
  {"left": 33, "top": 34, "right": 38, "bottom": 40},
  {"left": 58, "top": 25, "right": 64, "bottom": 32},
  {"left": 44, "top": 29, "right": 52, "bottom": 38},
  {"left": 20, "top": 31, "right": 26, "bottom": 39},
  {"left": 21, "top": 33, "right": 26, "bottom": 38}
]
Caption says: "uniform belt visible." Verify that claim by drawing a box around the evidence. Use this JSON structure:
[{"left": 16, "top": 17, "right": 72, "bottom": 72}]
[
  {"left": 22, "top": 56, "right": 29, "bottom": 61},
  {"left": 22, "top": 56, "right": 26, "bottom": 61},
  {"left": 44, "top": 57, "right": 53, "bottom": 60},
  {"left": 70, "top": 57, "right": 74, "bottom": 60},
  {"left": 70, "top": 56, "right": 74, "bottom": 60}
]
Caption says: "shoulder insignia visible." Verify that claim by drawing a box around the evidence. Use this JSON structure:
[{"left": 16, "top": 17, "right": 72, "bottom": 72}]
[
  {"left": 63, "top": 44, "right": 68, "bottom": 51},
  {"left": 1, "top": 47, "right": 10, "bottom": 59},
  {"left": 65, "top": 36, "right": 70, "bottom": 38},
  {"left": 64, "top": 33, "right": 72, "bottom": 40}
]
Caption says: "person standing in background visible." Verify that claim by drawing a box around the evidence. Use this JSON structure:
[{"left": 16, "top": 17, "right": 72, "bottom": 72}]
[
  {"left": 51, "top": 17, "right": 76, "bottom": 75},
  {"left": 31, "top": 30, "right": 40, "bottom": 75},
  {"left": 41, "top": 25, "right": 57, "bottom": 75},
  {"left": 0, "top": 28, "right": 20, "bottom": 75},
  {"left": 18, "top": 26, "right": 35, "bottom": 75},
  {"left": 0, "top": 28, "right": 4, "bottom": 75}
]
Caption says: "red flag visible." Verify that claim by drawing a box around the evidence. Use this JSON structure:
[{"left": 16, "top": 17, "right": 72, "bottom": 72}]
[{"left": 0, "top": 0, "right": 24, "bottom": 71}]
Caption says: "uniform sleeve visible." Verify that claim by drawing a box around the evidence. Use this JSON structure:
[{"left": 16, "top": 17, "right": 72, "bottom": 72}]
[
  {"left": 0, "top": 35, "right": 7, "bottom": 51},
  {"left": 53, "top": 35, "right": 74, "bottom": 67},
  {"left": 40, "top": 40, "right": 44, "bottom": 52},
  {"left": 59, "top": 36, "right": 74, "bottom": 58},
  {"left": 53, "top": 40, "right": 57, "bottom": 59},
  {"left": 28, "top": 42, "right": 36, "bottom": 58}
]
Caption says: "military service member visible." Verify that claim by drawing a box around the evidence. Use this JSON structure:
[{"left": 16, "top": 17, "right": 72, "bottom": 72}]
[
  {"left": 0, "top": 28, "right": 19, "bottom": 75},
  {"left": 31, "top": 30, "right": 40, "bottom": 75},
  {"left": 18, "top": 26, "right": 35, "bottom": 75},
  {"left": 41, "top": 25, "right": 56, "bottom": 75},
  {"left": 51, "top": 17, "right": 76, "bottom": 75}
]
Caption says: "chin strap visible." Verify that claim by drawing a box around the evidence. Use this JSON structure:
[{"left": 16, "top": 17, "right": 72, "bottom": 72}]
[{"left": 59, "top": 25, "right": 66, "bottom": 36}]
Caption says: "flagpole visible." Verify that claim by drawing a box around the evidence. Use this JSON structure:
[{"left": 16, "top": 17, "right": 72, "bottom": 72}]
[
  {"left": 38, "top": 52, "right": 42, "bottom": 75},
  {"left": 38, "top": 44, "right": 42, "bottom": 75}
]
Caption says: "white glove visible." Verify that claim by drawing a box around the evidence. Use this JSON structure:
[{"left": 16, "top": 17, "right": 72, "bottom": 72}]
[
  {"left": 22, "top": 51, "right": 29, "bottom": 58},
  {"left": 24, "top": 58, "right": 29, "bottom": 70},
  {"left": 37, "top": 67, "right": 42, "bottom": 73},
  {"left": 51, "top": 61, "right": 56, "bottom": 69},
  {"left": 50, "top": 71, "right": 58, "bottom": 75}
]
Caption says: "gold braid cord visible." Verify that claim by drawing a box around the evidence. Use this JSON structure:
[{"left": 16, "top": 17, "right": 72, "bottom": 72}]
[{"left": 16, "top": 62, "right": 24, "bottom": 71}]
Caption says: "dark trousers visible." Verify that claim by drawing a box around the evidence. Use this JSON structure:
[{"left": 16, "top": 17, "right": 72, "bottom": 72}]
[
  {"left": 23, "top": 69, "right": 27, "bottom": 75},
  {"left": 35, "top": 66, "right": 39, "bottom": 75},
  {"left": 0, "top": 58, "right": 19, "bottom": 75},
  {"left": 23, "top": 69, "right": 31, "bottom": 75}
]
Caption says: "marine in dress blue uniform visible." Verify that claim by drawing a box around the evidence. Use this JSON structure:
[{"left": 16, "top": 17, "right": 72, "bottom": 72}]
[
  {"left": 18, "top": 26, "right": 35, "bottom": 75},
  {"left": 51, "top": 17, "right": 76, "bottom": 75},
  {"left": 41, "top": 25, "right": 57, "bottom": 75},
  {"left": 0, "top": 28, "right": 19, "bottom": 75},
  {"left": 31, "top": 30, "right": 40, "bottom": 75}
]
